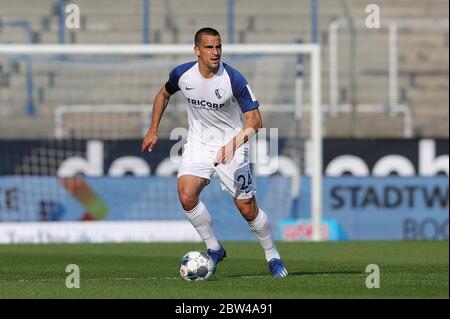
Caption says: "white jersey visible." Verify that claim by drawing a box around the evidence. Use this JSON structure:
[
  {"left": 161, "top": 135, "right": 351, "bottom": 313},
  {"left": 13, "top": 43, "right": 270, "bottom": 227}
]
[{"left": 165, "top": 61, "right": 259, "bottom": 151}]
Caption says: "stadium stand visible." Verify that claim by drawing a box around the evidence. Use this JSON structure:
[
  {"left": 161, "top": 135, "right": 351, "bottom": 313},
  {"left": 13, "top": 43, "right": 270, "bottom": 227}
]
[{"left": 0, "top": 0, "right": 448, "bottom": 138}]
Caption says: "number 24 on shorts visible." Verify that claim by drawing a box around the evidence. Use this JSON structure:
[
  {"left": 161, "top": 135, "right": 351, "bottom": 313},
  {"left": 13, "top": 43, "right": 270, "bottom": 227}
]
[{"left": 237, "top": 172, "right": 252, "bottom": 191}]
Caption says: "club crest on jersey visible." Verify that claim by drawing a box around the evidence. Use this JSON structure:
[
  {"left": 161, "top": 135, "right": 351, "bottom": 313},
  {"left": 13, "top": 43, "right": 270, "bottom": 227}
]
[{"left": 215, "top": 89, "right": 225, "bottom": 99}]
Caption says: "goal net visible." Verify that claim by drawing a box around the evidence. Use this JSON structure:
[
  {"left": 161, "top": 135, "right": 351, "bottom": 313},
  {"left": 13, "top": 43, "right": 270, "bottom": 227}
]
[{"left": 0, "top": 44, "right": 322, "bottom": 240}]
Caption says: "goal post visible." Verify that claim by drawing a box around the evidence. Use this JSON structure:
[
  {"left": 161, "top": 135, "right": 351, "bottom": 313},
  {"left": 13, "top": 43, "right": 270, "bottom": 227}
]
[{"left": 0, "top": 43, "right": 323, "bottom": 241}]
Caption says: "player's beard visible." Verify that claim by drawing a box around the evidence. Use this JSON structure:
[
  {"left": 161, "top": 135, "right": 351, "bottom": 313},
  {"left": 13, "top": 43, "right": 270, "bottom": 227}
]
[{"left": 207, "top": 58, "right": 220, "bottom": 72}]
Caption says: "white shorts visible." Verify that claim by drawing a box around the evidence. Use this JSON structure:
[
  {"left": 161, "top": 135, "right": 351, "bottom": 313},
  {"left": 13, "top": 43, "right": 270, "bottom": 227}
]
[{"left": 177, "top": 142, "right": 256, "bottom": 200}]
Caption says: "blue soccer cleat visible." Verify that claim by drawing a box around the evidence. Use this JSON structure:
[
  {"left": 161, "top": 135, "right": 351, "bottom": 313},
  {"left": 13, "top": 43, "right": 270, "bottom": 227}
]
[
  {"left": 207, "top": 243, "right": 226, "bottom": 271},
  {"left": 268, "top": 258, "right": 288, "bottom": 278}
]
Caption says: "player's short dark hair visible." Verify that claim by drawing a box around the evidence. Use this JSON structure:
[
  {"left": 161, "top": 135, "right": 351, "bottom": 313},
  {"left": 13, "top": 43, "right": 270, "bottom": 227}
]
[{"left": 194, "top": 28, "right": 221, "bottom": 46}]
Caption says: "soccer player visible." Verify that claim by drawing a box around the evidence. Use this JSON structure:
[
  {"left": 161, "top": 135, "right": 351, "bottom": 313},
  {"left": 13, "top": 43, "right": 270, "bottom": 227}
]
[{"left": 141, "top": 27, "right": 288, "bottom": 278}]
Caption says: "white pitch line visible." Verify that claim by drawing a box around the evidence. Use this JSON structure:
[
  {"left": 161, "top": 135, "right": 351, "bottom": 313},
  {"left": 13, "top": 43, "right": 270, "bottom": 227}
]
[
  {"left": 239, "top": 275, "right": 270, "bottom": 279},
  {"left": 86, "top": 277, "right": 181, "bottom": 281},
  {"left": 0, "top": 277, "right": 180, "bottom": 283},
  {"left": 2, "top": 276, "right": 272, "bottom": 283}
]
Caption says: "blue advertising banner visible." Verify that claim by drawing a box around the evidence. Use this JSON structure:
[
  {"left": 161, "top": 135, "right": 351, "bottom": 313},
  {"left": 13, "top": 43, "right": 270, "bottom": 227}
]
[
  {"left": 290, "top": 176, "right": 448, "bottom": 240},
  {"left": 323, "top": 177, "right": 449, "bottom": 240},
  {"left": 0, "top": 176, "right": 447, "bottom": 241},
  {"left": 0, "top": 176, "right": 292, "bottom": 241}
]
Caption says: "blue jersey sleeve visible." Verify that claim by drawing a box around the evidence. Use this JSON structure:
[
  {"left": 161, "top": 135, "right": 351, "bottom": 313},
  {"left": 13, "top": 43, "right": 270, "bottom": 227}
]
[
  {"left": 165, "top": 61, "right": 196, "bottom": 95},
  {"left": 224, "top": 63, "right": 260, "bottom": 113}
]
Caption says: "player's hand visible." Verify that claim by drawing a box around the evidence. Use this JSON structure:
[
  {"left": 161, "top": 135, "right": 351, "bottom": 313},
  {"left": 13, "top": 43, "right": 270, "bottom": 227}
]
[
  {"left": 141, "top": 132, "right": 158, "bottom": 152},
  {"left": 214, "top": 143, "right": 235, "bottom": 166}
]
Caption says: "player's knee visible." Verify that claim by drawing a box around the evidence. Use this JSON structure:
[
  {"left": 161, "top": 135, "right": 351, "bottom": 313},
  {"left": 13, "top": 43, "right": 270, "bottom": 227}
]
[
  {"left": 238, "top": 202, "right": 258, "bottom": 221},
  {"left": 178, "top": 191, "right": 199, "bottom": 211},
  {"left": 180, "top": 197, "right": 198, "bottom": 211}
]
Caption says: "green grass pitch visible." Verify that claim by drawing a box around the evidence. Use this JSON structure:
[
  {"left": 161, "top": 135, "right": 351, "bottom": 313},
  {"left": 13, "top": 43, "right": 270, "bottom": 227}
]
[{"left": 0, "top": 241, "right": 447, "bottom": 298}]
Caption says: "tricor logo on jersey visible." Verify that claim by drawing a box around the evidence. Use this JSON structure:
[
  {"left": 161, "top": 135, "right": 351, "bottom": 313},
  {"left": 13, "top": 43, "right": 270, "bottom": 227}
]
[
  {"left": 186, "top": 97, "right": 225, "bottom": 109},
  {"left": 215, "top": 89, "right": 224, "bottom": 99}
]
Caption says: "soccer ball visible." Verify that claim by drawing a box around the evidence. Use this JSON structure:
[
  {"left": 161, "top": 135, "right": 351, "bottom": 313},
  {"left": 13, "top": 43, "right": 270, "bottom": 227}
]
[{"left": 179, "top": 250, "right": 215, "bottom": 281}]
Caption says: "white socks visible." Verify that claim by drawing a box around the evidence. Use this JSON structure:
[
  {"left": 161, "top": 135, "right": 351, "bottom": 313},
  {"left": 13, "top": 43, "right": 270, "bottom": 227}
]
[
  {"left": 248, "top": 209, "right": 280, "bottom": 262},
  {"left": 185, "top": 202, "right": 280, "bottom": 262},
  {"left": 184, "top": 201, "right": 221, "bottom": 251}
]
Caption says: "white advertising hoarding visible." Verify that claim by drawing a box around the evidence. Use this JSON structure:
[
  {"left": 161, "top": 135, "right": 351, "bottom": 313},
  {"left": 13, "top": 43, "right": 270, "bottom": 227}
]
[{"left": 0, "top": 221, "right": 202, "bottom": 244}]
